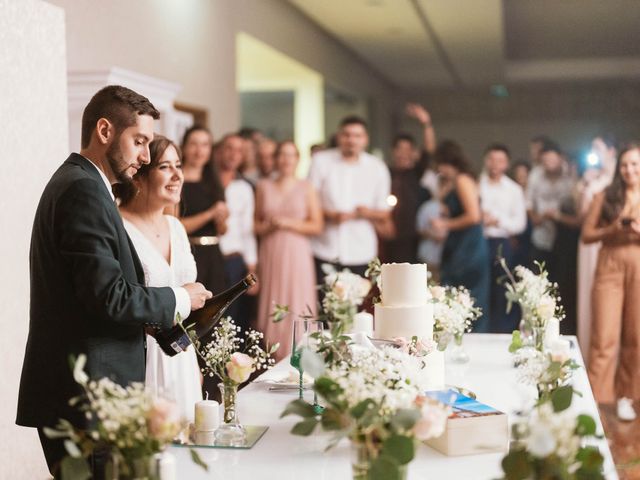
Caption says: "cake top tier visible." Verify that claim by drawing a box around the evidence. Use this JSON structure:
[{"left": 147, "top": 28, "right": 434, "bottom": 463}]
[{"left": 380, "top": 263, "right": 428, "bottom": 306}]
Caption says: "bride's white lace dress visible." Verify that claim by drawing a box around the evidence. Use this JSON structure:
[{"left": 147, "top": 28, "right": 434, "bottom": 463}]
[{"left": 124, "top": 215, "right": 202, "bottom": 421}]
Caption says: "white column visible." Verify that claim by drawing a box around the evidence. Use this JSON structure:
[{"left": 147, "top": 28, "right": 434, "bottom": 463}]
[{"left": 67, "top": 67, "right": 191, "bottom": 151}]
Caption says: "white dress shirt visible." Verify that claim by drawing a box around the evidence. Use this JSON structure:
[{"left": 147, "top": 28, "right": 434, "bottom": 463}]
[
  {"left": 85, "top": 156, "right": 191, "bottom": 321},
  {"left": 308, "top": 148, "right": 391, "bottom": 265},
  {"left": 219, "top": 178, "right": 258, "bottom": 267},
  {"left": 479, "top": 173, "right": 527, "bottom": 238},
  {"left": 526, "top": 172, "right": 574, "bottom": 251}
]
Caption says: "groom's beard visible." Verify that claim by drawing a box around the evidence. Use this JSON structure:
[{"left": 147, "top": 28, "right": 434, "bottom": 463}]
[{"left": 106, "top": 138, "right": 135, "bottom": 186}]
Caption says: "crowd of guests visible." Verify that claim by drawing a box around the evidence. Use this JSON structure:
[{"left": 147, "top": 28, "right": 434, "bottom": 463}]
[
  {"left": 20, "top": 84, "right": 639, "bottom": 480},
  {"left": 123, "top": 103, "right": 636, "bottom": 421}
]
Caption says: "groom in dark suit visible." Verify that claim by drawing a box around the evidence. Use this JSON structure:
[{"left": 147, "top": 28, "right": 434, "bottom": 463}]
[{"left": 16, "top": 85, "right": 212, "bottom": 478}]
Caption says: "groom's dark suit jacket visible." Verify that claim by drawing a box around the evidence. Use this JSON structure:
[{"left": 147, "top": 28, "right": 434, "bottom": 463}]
[{"left": 17, "top": 153, "right": 176, "bottom": 428}]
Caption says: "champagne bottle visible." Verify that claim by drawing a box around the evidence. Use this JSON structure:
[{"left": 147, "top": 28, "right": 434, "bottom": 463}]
[{"left": 155, "top": 273, "right": 257, "bottom": 357}]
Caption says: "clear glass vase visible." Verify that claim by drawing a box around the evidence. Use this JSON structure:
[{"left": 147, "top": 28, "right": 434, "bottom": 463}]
[
  {"left": 448, "top": 333, "right": 470, "bottom": 364},
  {"left": 518, "top": 314, "right": 534, "bottom": 345},
  {"left": 108, "top": 453, "right": 152, "bottom": 480},
  {"left": 350, "top": 439, "right": 407, "bottom": 480},
  {"left": 215, "top": 381, "right": 247, "bottom": 446},
  {"left": 532, "top": 325, "right": 545, "bottom": 352}
]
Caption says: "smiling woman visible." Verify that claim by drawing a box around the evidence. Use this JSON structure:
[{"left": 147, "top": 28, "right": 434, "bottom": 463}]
[
  {"left": 117, "top": 135, "right": 204, "bottom": 421},
  {"left": 581, "top": 143, "right": 640, "bottom": 422}
]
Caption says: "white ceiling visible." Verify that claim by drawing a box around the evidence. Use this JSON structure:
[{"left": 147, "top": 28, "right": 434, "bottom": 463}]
[{"left": 288, "top": 0, "right": 640, "bottom": 90}]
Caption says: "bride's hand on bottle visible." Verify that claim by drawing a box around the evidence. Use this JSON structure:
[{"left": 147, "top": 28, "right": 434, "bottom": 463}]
[{"left": 183, "top": 282, "right": 213, "bottom": 310}]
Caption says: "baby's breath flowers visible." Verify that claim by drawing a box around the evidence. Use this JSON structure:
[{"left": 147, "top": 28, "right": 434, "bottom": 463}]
[
  {"left": 500, "top": 261, "right": 565, "bottom": 351},
  {"left": 282, "top": 345, "right": 449, "bottom": 479},
  {"left": 44, "top": 354, "right": 205, "bottom": 478},
  {"left": 430, "top": 285, "right": 482, "bottom": 350},
  {"left": 197, "top": 317, "right": 277, "bottom": 386}
]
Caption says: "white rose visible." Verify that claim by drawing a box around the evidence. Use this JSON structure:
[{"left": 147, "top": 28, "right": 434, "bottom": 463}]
[
  {"left": 527, "top": 423, "right": 556, "bottom": 458},
  {"left": 458, "top": 291, "right": 473, "bottom": 309},
  {"left": 536, "top": 296, "right": 556, "bottom": 321}
]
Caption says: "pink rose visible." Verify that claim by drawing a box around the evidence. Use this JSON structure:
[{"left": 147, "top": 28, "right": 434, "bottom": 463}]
[
  {"left": 416, "top": 337, "right": 436, "bottom": 356},
  {"left": 147, "top": 398, "right": 181, "bottom": 441},
  {"left": 392, "top": 337, "right": 410, "bottom": 353},
  {"left": 333, "top": 282, "right": 347, "bottom": 300},
  {"left": 225, "top": 352, "right": 255, "bottom": 384},
  {"left": 413, "top": 397, "right": 449, "bottom": 441},
  {"left": 430, "top": 286, "right": 446, "bottom": 301}
]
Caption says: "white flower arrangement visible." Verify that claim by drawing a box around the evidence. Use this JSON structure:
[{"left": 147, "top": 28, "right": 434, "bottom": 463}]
[
  {"left": 501, "top": 395, "right": 605, "bottom": 479},
  {"left": 511, "top": 344, "right": 579, "bottom": 402},
  {"left": 521, "top": 402, "right": 581, "bottom": 459},
  {"left": 503, "top": 263, "right": 565, "bottom": 331},
  {"left": 44, "top": 355, "right": 205, "bottom": 478},
  {"left": 198, "top": 317, "right": 277, "bottom": 386},
  {"left": 323, "top": 266, "right": 372, "bottom": 306},
  {"left": 430, "top": 285, "right": 482, "bottom": 350},
  {"left": 512, "top": 347, "right": 552, "bottom": 386},
  {"left": 322, "top": 346, "right": 434, "bottom": 417},
  {"left": 283, "top": 345, "right": 450, "bottom": 478}
]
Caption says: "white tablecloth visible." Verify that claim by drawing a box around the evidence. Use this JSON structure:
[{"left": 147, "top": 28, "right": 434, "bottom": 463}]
[{"left": 170, "top": 334, "right": 618, "bottom": 479}]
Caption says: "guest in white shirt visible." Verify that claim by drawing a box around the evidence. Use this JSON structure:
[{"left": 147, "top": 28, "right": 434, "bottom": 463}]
[
  {"left": 479, "top": 143, "right": 527, "bottom": 332},
  {"left": 309, "top": 116, "right": 391, "bottom": 282},
  {"left": 526, "top": 144, "right": 575, "bottom": 279},
  {"left": 216, "top": 133, "right": 259, "bottom": 330}
]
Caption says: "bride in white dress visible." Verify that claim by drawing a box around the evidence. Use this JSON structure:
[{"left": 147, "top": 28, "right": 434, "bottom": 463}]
[{"left": 118, "top": 135, "right": 202, "bottom": 421}]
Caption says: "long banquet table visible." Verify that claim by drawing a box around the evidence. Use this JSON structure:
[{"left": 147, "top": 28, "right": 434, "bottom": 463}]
[{"left": 171, "top": 334, "right": 619, "bottom": 479}]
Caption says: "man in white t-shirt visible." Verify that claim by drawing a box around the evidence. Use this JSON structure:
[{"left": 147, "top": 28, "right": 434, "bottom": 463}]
[
  {"left": 479, "top": 143, "right": 527, "bottom": 333},
  {"left": 309, "top": 116, "right": 391, "bottom": 284},
  {"left": 217, "top": 133, "right": 258, "bottom": 330}
]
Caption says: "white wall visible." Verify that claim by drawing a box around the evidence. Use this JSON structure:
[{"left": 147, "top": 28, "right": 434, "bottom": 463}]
[
  {"left": 46, "top": 0, "right": 398, "bottom": 149},
  {"left": 0, "top": 0, "right": 68, "bottom": 477}
]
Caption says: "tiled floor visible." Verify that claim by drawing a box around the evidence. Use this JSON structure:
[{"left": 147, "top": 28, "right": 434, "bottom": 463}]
[{"left": 599, "top": 401, "right": 640, "bottom": 480}]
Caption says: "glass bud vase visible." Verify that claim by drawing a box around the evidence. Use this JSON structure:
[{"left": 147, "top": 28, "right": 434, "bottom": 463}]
[
  {"left": 448, "top": 333, "right": 470, "bottom": 364},
  {"left": 350, "top": 439, "right": 407, "bottom": 480},
  {"left": 215, "top": 381, "right": 247, "bottom": 446},
  {"left": 518, "top": 314, "right": 534, "bottom": 346}
]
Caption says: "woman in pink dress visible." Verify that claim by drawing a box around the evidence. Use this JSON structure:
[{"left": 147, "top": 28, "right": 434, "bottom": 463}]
[{"left": 255, "top": 141, "right": 323, "bottom": 361}]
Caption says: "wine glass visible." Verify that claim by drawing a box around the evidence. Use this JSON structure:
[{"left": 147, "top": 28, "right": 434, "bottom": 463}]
[{"left": 290, "top": 319, "right": 323, "bottom": 401}]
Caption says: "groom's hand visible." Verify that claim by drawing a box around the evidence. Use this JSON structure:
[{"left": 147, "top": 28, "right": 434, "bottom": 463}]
[{"left": 183, "top": 282, "right": 213, "bottom": 310}]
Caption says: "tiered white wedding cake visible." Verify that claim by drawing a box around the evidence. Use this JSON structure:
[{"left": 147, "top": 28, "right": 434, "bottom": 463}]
[{"left": 374, "top": 263, "right": 445, "bottom": 390}]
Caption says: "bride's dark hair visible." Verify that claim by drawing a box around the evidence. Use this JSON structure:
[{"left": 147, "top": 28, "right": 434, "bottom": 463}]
[
  {"left": 114, "top": 135, "right": 180, "bottom": 206},
  {"left": 600, "top": 142, "right": 640, "bottom": 224}
]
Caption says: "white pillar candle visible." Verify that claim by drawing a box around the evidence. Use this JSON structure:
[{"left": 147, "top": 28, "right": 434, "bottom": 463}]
[
  {"left": 352, "top": 312, "right": 374, "bottom": 337},
  {"left": 544, "top": 318, "right": 560, "bottom": 347},
  {"left": 194, "top": 400, "right": 219, "bottom": 431},
  {"left": 550, "top": 338, "right": 571, "bottom": 363},
  {"left": 194, "top": 430, "right": 216, "bottom": 446}
]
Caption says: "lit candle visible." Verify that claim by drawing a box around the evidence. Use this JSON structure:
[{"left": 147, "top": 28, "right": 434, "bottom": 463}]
[
  {"left": 194, "top": 399, "right": 219, "bottom": 432},
  {"left": 544, "top": 318, "right": 560, "bottom": 347},
  {"left": 550, "top": 338, "right": 571, "bottom": 363},
  {"left": 352, "top": 312, "right": 374, "bottom": 337}
]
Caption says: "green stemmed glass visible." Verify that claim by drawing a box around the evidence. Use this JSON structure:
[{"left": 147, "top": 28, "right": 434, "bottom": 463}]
[{"left": 290, "top": 319, "right": 323, "bottom": 405}]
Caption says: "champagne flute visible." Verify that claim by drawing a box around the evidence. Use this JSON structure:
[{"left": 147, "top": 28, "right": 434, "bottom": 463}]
[{"left": 290, "top": 319, "right": 323, "bottom": 401}]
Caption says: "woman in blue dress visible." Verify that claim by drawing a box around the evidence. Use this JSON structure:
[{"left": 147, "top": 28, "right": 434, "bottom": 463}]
[{"left": 430, "top": 140, "right": 490, "bottom": 331}]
